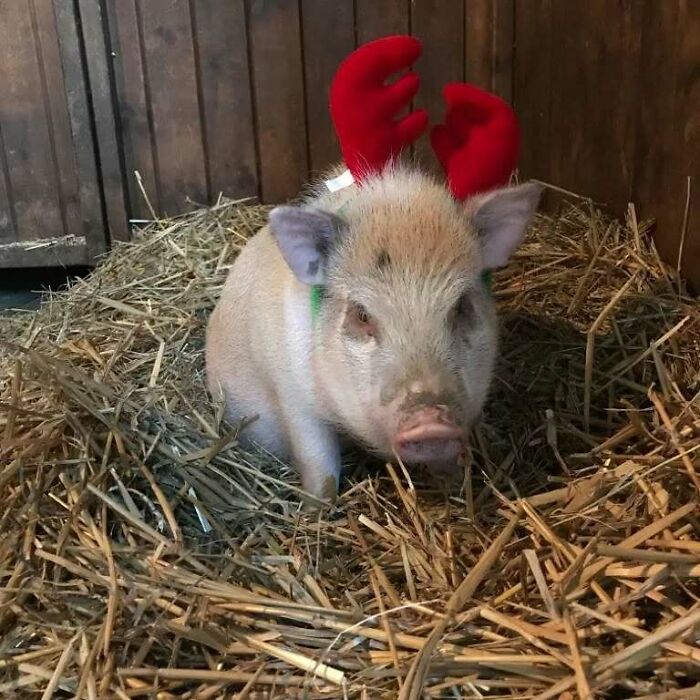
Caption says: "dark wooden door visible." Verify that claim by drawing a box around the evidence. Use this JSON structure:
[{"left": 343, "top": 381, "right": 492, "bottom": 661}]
[{"left": 0, "top": 0, "right": 126, "bottom": 269}]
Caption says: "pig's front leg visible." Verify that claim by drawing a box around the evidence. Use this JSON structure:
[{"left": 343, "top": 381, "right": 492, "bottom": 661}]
[{"left": 285, "top": 410, "right": 342, "bottom": 503}]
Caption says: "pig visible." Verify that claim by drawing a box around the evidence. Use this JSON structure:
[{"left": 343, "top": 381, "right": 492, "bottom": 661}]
[{"left": 205, "top": 163, "right": 542, "bottom": 501}]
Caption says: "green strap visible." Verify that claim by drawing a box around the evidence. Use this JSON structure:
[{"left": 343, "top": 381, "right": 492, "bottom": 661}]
[
  {"left": 310, "top": 270, "right": 492, "bottom": 321},
  {"left": 310, "top": 285, "right": 324, "bottom": 323},
  {"left": 309, "top": 203, "right": 346, "bottom": 324}
]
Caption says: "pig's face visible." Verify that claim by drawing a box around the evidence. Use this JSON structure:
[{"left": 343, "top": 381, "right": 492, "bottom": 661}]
[{"left": 270, "top": 168, "right": 541, "bottom": 468}]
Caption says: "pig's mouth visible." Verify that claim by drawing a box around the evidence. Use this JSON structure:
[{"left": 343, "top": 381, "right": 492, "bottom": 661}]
[{"left": 393, "top": 407, "right": 465, "bottom": 465}]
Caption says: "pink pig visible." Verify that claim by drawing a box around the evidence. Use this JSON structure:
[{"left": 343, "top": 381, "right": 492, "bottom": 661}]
[{"left": 206, "top": 164, "right": 541, "bottom": 501}]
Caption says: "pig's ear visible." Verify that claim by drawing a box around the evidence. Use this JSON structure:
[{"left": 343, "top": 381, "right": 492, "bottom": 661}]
[
  {"left": 269, "top": 206, "right": 345, "bottom": 285},
  {"left": 470, "top": 182, "right": 543, "bottom": 269}
]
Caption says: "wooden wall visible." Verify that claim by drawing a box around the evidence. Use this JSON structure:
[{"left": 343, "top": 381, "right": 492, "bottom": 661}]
[
  {"left": 0, "top": 0, "right": 128, "bottom": 268},
  {"left": 0, "top": 1, "right": 698, "bottom": 286},
  {"left": 0, "top": 1, "right": 99, "bottom": 267},
  {"left": 105, "top": 0, "right": 513, "bottom": 216},
  {"left": 515, "top": 0, "right": 700, "bottom": 286}
]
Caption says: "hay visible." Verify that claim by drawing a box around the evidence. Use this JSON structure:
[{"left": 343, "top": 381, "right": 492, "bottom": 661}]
[{"left": 1, "top": 194, "right": 699, "bottom": 699}]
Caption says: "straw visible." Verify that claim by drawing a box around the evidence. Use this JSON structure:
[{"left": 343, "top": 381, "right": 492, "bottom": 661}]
[{"left": 1, "top": 196, "right": 699, "bottom": 698}]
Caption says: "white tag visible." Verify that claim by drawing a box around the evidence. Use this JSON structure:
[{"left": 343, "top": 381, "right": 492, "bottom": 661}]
[{"left": 324, "top": 169, "right": 354, "bottom": 193}]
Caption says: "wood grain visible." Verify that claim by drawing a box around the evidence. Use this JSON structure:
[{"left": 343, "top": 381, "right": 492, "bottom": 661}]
[
  {"left": 464, "top": 1, "right": 514, "bottom": 100},
  {"left": 0, "top": 120, "right": 17, "bottom": 243},
  {"left": 0, "top": 0, "right": 63, "bottom": 241},
  {"left": 515, "top": 0, "right": 642, "bottom": 215},
  {"left": 465, "top": 0, "right": 493, "bottom": 90},
  {"left": 105, "top": 0, "right": 159, "bottom": 220},
  {"left": 492, "top": 0, "right": 514, "bottom": 102},
  {"left": 563, "top": 0, "right": 641, "bottom": 211},
  {"left": 78, "top": 0, "right": 129, "bottom": 246},
  {"left": 139, "top": 0, "right": 208, "bottom": 215},
  {"left": 411, "top": 0, "right": 464, "bottom": 173},
  {"left": 634, "top": 1, "right": 700, "bottom": 288},
  {"left": 674, "top": 1, "right": 700, "bottom": 288},
  {"left": 248, "top": 0, "right": 308, "bottom": 203},
  {"left": 53, "top": 0, "right": 106, "bottom": 258},
  {"left": 513, "top": 0, "right": 553, "bottom": 186},
  {"left": 105, "top": 0, "right": 160, "bottom": 219},
  {"left": 192, "top": 0, "right": 258, "bottom": 200},
  {"left": 356, "top": 0, "right": 409, "bottom": 44},
  {"left": 301, "top": 0, "right": 354, "bottom": 175},
  {"left": 33, "top": 0, "right": 83, "bottom": 239},
  {"left": 0, "top": 0, "right": 697, "bottom": 284}
]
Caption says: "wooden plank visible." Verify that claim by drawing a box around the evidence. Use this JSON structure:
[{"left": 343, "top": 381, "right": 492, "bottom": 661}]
[
  {"left": 533, "top": 1, "right": 642, "bottom": 209},
  {"left": 672, "top": 1, "right": 700, "bottom": 289},
  {"left": 0, "top": 127, "right": 17, "bottom": 243},
  {"left": 33, "top": 0, "right": 84, "bottom": 240},
  {"left": 52, "top": 0, "right": 106, "bottom": 257},
  {"left": 301, "top": 0, "right": 354, "bottom": 174},
  {"left": 513, "top": 0, "right": 553, "bottom": 187},
  {"left": 492, "top": 0, "right": 514, "bottom": 102},
  {"left": 356, "top": 0, "right": 409, "bottom": 44},
  {"left": 582, "top": 0, "right": 641, "bottom": 211},
  {"left": 191, "top": 0, "right": 258, "bottom": 200},
  {"left": 661, "top": 0, "right": 700, "bottom": 288},
  {"left": 0, "top": 1, "right": 63, "bottom": 241},
  {"left": 634, "top": 0, "right": 700, "bottom": 288},
  {"left": 541, "top": 0, "right": 583, "bottom": 199},
  {"left": 547, "top": 0, "right": 641, "bottom": 212},
  {"left": 78, "top": 0, "right": 130, "bottom": 245},
  {"left": 248, "top": 0, "right": 308, "bottom": 203},
  {"left": 105, "top": 0, "right": 159, "bottom": 221},
  {"left": 138, "top": 0, "right": 208, "bottom": 214},
  {"left": 464, "top": 0, "right": 514, "bottom": 101},
  {"left": 633, "top": 1, "right": 681, "bottom": 215},
  {"left": 465, "top": 0, "right": 493, "bottom": 90},
  {"left": 0, "top": 237, "right": 89, "bottom": 268},
  {"left": 411, "top": 0, "right": 463, "bottom": 173}
]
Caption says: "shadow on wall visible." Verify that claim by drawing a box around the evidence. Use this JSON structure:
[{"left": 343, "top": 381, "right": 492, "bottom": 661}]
[{"left": 0, "top": 267, "right": 90, "bottom": 312}]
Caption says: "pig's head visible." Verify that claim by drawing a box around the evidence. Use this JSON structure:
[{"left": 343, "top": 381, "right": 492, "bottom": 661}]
[{"left": 269, "top": 166, "right": 541, "bottom": 469}]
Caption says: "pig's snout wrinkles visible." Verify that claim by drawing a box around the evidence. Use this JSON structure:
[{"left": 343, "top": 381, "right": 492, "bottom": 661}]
[
  {"left": 382, "top": 369, "right": 467, "bottom": 464},
  {"left": 393, "top": 404, "right": 464, "bottom": 465}
]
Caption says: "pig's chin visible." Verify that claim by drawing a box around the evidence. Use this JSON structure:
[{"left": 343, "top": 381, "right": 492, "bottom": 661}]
[{"left": 395, "top": 438, "right": 464, "bottom": 465}]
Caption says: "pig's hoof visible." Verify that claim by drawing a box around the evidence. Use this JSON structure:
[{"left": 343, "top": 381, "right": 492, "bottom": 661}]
[{"left": 300, "top": 475, "right": 338, "bottom": 513}]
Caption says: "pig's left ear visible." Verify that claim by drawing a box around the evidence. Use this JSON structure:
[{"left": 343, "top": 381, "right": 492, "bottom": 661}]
[
  {"left": 470, "top": 182, "right": 543, "bottom": 269},
  {"left": 269, "top": 206, "right": 345, "bottom": 285}
]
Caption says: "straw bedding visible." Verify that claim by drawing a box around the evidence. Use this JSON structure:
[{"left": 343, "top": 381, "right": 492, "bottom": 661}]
[{"left": 0, "top": 196, "right": 699, "bottom": 699}]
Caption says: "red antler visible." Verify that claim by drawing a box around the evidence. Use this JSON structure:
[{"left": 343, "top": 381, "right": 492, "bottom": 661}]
[
  {"left": 330, "top": 35, "right": 429, "bottom": 180},
  {"left": 430, "top": 83, "right": 520, "bottom": 200}
]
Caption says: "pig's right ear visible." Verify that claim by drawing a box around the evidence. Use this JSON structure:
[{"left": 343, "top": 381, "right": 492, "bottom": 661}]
[{"left": 269, "top": 206, "right": 345, "bottom": 285}]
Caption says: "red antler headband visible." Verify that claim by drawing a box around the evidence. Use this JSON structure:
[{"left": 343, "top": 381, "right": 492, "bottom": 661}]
[
  {"left": 329, "top": 35, "right": 429, "bottom": 180},
  {"left": 329, "top": 35, "right": 520, "bottom": 200},
  {"left": 430, "top": 83, "right": 521, "bottom": 200}
]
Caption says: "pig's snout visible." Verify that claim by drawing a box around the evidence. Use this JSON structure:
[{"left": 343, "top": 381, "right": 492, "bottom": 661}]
[{"left": 393, "top": 405, "right": 464, "bottom": 464}]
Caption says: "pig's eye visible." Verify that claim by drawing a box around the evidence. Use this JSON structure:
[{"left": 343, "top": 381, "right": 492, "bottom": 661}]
[
  {"left": 453, "top": 294, "right": 476, "bottom": 327},
  {"left": 344, "top": 302, "right": 377, "bottom": 339}
]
